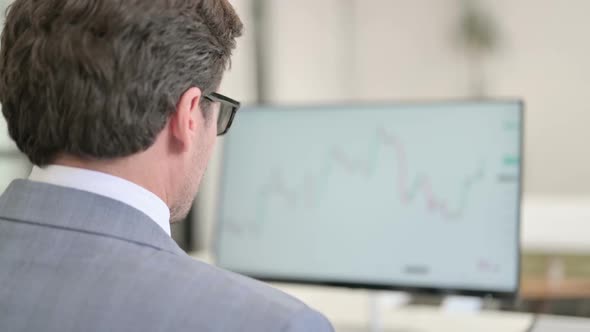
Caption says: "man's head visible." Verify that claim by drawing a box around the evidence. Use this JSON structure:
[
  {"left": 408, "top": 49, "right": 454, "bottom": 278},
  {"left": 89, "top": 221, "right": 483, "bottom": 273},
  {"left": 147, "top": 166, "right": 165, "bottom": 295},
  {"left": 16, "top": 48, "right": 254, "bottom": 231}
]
[{"left": 0, "top": 0, "right": 243, "bottom": 221}]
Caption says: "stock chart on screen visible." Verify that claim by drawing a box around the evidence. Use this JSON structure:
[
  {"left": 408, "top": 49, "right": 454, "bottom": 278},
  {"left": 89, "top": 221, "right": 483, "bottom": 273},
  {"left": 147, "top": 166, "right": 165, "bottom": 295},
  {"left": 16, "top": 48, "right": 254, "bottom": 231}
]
[{"left": 216, "top": 101, "right": 522, "bottom": 295}]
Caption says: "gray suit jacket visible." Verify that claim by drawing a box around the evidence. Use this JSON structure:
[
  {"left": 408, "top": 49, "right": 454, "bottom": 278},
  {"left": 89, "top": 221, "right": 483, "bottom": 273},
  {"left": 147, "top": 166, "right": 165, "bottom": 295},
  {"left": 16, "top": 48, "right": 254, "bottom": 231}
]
[{"left": 0, "top": 180, "right": 334, "bottom": 332}]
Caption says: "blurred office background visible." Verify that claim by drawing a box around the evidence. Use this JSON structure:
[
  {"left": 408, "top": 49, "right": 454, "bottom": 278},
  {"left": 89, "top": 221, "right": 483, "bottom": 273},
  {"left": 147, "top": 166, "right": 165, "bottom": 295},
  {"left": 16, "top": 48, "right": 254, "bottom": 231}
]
[{"left": 1, "top": 0, "right": 589, "bottom": 317}]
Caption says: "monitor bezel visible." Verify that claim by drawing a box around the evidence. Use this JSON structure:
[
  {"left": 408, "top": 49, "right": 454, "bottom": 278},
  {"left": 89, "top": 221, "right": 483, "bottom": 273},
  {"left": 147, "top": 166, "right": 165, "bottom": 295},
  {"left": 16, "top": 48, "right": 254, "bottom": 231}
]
[{"left": 212, "top": 99, "right": 524, "bottom": 300}]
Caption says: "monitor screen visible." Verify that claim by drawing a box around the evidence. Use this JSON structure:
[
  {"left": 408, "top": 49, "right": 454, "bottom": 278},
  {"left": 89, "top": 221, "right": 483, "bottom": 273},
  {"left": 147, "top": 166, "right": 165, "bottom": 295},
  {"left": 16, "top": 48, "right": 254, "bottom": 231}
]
[{"left": 215, "top": 101, "right": 523, "bottom": 297}]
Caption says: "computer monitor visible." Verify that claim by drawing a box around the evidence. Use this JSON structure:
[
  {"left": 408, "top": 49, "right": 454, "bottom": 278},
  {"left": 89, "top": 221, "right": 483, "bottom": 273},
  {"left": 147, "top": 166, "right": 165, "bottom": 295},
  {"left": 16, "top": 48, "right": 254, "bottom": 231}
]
[{"left": 215, "top": 101, "right": 523, "bottom": 298}]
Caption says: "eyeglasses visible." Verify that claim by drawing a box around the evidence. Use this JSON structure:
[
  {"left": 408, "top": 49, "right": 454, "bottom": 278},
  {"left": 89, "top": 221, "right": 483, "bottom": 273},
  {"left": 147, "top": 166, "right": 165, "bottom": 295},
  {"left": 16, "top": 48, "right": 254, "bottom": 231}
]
[{"left": 204, "top": 92, "right": 241, "bottom": 136}]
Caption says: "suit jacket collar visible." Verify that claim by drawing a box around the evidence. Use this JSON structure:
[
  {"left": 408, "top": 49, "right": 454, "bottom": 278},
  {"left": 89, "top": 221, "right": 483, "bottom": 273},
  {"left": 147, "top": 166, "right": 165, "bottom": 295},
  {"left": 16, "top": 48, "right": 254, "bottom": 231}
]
[{"left": 0, "top": 180, "right": 185, "bottom": 256}]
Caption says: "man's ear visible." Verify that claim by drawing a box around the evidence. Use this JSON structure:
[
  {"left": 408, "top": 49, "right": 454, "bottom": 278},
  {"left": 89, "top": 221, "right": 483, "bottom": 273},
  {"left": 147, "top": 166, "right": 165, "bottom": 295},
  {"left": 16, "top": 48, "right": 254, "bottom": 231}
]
[{"left": 169, "top": 87, "right": 203, "bottom": 152}]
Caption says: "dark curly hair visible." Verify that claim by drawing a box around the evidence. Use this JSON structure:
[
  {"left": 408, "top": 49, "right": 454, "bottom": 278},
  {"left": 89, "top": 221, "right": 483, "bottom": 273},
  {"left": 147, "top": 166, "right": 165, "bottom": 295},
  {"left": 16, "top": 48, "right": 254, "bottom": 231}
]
[{"left": 0, "top": 0, "right": 243, "bottom": 166}]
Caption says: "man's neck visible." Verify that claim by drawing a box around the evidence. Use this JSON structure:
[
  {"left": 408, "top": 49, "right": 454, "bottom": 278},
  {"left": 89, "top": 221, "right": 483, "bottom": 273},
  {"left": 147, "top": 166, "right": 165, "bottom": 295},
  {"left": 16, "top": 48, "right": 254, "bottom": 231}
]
[{"left": 52, "top": 155, "right": 172, "bottom": 207}]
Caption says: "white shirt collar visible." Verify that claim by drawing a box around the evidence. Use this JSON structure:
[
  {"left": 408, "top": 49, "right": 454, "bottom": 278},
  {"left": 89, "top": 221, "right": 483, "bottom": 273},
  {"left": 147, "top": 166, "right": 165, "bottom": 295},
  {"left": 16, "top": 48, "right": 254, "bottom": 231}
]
[{"left": 29, "top": 165, "right": 171, "bottom": 236}]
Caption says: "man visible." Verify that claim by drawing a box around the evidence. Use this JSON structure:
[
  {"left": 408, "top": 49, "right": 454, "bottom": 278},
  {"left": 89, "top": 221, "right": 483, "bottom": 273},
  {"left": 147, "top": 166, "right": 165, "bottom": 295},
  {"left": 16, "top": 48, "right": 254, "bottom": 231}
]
[{"left": 0, "top": 0, "right": 333, "bottom": 331}]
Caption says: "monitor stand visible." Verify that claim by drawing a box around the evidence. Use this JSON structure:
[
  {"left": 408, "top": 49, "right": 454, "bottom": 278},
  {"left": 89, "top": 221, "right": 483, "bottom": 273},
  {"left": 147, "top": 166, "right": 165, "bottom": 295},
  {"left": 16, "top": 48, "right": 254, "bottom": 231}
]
[
  {"left": 367, "top": 293, "right": 487, "bottom": 332},
  {"left": 440, "top": 295, "right": 484, "bottom": 313},
  {"left": 368, "top": 291, "right": 415, "bottom": 332}
]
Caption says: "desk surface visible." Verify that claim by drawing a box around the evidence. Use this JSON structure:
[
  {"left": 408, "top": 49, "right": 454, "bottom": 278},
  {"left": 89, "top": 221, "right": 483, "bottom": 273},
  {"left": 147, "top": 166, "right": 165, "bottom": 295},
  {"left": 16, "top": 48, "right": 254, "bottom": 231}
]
[{"left": 532, "top": 316, "right": 590, "bottom": 332}]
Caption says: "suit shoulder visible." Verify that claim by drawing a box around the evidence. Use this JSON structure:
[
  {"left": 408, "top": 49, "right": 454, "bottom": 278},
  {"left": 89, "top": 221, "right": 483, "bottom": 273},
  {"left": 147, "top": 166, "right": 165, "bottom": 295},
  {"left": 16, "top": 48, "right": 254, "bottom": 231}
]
[
  {"left": 163, "top": 252, "right": 303, "bottom": 308},
  {"left": 145, "top": 251, "right": 331, "bottom": 330}
]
